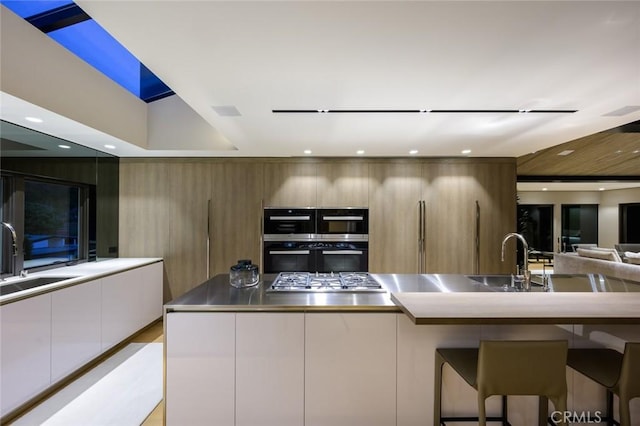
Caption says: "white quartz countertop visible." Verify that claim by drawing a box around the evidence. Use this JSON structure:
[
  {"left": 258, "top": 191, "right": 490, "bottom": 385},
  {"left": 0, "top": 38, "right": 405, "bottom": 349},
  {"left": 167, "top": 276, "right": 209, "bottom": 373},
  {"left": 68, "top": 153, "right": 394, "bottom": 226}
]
[
  {"left": 0, "top": 258, "right": 162, "bottom": 305},
  {"left": 391, "top": 291, "right": 640, "bottom": 325}
]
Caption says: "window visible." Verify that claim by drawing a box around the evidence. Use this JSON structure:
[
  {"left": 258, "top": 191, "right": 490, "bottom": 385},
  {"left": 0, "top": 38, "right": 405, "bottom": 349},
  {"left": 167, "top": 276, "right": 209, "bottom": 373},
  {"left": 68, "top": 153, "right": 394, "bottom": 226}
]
[
  {"left": 518, "top": 204, "right": 554, "bottom": 252},
  {"left": 619, "top": 203, "right": 640, "bottom": 244},
  {"left": 561, "top": 204, "right": 598, "bottom": 251},
  {"left": 1, "top": 174, "right": 93, "bottom": 276},
  {"left": 24, "top": 180, "right": 81, "bottom": 268}
]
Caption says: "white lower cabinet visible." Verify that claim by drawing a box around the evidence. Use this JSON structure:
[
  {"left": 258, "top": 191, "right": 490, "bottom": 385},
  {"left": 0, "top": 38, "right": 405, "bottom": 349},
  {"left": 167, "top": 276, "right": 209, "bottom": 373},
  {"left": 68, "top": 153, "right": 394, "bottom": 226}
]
[
  {"left": 236, "top": 313, "right": 304, "bottom": 426},
  {"left": 0, "top": 293, "right": 52, "bottom": 417},
  {"left": 165, "top": 312, "right": 236, "bottom": 426},
  {"left": 100, "top": 268, "right": 141, "bottom": 351},
  {"left": 138, "top": 262, "right": 163, "bottom": 328},
  {"left": 304, "top": 313, "right": 397, "bottom": 426},
  {"left": 0, "top": 261, "right": 163, "bottom": 419},
  {"left": 51, "top": 278, "right": 102, "bottom": 383}
]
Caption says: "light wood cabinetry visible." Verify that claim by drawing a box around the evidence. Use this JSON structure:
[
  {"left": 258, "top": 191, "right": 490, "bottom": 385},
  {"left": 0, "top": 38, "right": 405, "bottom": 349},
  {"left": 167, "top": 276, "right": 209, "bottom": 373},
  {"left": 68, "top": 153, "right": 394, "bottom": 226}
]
[
  {"left": 367, "top": 158, "right": 516, "bottom": 274},
  {"left": 51, "top": 279, "right": 102, "bottom": 383},
  {"left": 164, "top": 162, "right": 211, "bottom": 298},
  {"left": 473, "top": 161, "right": 517, "bottom": 274},
  {"left": 304, "top": 313, "right": 397, "bottom": 426},
  {"left": 368, "top": 161, "right": 422, "bottom": 273},
  {"left": 236, "top": 313, "right": 304, "bottom": 426},
  {"left": 209, "top": 162, "right": 263, "bottom": 276},
  {"left": 316, "top": 161, "right": 369, "bottom": 207},
  {"left": 423, "top": 160, "right": 481, "bottom": 273},
  {"left": 0, "top": 293, "right": 52, "bottom": 417},
  {"left": 263, "top": 161, "right": 317, "bottom": 207},
  {"left": 120, "top": 158, "right": 516, "bottom": 297},
  {"left": 421, "top": 159, "right": 516, "bottom": 274},
  {"left": 165, "top": 312, "right": 236, "bottom": 426}
]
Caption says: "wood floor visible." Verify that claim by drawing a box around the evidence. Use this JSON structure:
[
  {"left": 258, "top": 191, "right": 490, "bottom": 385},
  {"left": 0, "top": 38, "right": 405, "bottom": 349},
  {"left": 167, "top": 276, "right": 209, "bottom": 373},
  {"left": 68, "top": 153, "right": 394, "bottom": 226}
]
[{"left": 134, "top": 320, "right": 164, "bottom": 426}]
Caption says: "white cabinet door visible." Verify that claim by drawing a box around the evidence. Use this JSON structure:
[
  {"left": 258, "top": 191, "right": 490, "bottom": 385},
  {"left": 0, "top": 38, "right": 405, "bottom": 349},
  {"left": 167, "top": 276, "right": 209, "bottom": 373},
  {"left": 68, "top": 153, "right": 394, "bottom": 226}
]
[
  {"left": 137, "top": 262, "right": 163, "bottom": 328},
  {"left": 305, "top": 313, "right": 397, "bottom": 426},
  {"left": 0, "top": 293, "right": 52, "bottom": 417},
  {"left": 165, "top": 312, "right": 235, "bottom": 426},
  {"left": 51, "top": 279, "right": 102, "bottom": 383},
  {"left": 236, "top": 313, "right": 304, "bottom": 426},
  {"left": 101, "top": 268, "right": 140, "bottom": 350}
]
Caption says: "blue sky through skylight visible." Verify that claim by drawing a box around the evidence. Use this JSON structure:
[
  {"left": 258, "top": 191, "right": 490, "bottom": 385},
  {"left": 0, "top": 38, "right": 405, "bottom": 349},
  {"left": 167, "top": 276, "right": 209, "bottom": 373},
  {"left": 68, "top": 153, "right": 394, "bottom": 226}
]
[{"left": 1, "top": 0, "right": 173, "bottom": 102}]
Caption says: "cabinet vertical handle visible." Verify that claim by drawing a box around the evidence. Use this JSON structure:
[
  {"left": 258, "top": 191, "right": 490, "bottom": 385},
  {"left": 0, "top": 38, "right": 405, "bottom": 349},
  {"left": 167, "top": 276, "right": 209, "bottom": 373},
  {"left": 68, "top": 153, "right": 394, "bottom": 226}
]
[
  {"left": 417, "top": 200, "right": 424, "bottom": 273},
  {"left": 475, "top": 200, "right": 480, "bottom": 274},
  {"left": 207, "top": 199, "right": 211, "bottom": 279},
  {"left": 422, "top": 200, "right": 427, "bottom": 273}
]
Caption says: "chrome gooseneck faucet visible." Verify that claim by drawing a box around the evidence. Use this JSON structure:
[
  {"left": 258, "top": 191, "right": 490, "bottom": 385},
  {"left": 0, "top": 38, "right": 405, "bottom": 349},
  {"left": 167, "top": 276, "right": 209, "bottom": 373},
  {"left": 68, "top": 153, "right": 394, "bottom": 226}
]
[
  {"left": 1, "top": 222, "right": 18, "bottom": 256},
  {"left": 1, "top": 222, "right": 18, "bottom": 280},
  {"left": 501, "top": 232, "right": 531, "bottom": 291}
]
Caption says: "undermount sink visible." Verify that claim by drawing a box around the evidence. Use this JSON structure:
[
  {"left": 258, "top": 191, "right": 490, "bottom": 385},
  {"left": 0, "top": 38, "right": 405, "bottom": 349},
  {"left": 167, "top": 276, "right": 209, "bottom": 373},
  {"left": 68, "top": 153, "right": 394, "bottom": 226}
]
[
  {"left": 0, "top": 276, "right": 76, "bottom": 296},
  {"left": 466, "top": 274, "right": 547, "bottom": 292}
]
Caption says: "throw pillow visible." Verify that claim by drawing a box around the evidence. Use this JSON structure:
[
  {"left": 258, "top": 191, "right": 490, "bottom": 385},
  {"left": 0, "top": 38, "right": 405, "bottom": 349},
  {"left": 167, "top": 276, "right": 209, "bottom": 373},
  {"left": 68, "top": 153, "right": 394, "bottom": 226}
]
[{"left": 576, "top": 248, "right": 622, "bottom": 263}]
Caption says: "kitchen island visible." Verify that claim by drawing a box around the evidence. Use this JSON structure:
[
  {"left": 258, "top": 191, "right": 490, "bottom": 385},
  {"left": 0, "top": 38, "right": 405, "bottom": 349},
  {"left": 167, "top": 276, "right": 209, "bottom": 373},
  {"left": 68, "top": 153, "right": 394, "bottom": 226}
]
[{"left": 164, "top": 273, "right": 640, "bottom": 426}]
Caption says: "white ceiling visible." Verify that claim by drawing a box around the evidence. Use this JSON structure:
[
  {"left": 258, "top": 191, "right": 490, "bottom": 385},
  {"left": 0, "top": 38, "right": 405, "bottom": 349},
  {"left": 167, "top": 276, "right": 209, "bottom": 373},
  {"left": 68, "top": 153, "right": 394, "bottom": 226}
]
[{"left": 65, "top": 0, "right": 639, "bottom": 158}]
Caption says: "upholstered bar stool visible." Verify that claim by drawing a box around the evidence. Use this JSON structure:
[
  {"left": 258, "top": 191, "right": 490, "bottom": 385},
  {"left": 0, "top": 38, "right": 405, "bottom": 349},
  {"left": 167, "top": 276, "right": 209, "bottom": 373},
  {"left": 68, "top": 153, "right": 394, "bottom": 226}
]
[
  {"left": 434, "top": 340, "right": 568, "bottom": 426},
  {"left": 567, "top": 342, "right": 640, "bottom": 426}
]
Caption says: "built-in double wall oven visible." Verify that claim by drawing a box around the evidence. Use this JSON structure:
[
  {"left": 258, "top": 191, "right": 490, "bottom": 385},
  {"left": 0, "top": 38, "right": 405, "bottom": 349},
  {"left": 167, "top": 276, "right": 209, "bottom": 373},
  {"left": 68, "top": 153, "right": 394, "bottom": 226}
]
[{"left": 263, "top": 207, "right": 369, "bottom": 273}]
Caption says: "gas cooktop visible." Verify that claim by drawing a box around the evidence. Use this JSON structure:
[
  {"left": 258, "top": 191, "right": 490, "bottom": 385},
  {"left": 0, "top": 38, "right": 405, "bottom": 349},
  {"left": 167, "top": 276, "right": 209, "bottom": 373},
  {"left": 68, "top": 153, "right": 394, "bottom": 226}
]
[{"left": 269, "top": 272, "right": 385, "bottom": 292}]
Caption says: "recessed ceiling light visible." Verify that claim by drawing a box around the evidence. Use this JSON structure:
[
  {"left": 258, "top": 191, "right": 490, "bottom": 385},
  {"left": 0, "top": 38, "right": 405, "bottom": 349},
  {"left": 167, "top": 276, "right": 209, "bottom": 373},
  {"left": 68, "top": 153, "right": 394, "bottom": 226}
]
[
  {"left": 557, "top": 150, "right": 574, "bottom": 156},
  {"left": 356, "top": 150, "right": 365, "bottom": 155},
  {"left": 58, "top": 144, "right": 71, "bottom": 149},
  {"left": 599, "top": 188, "right": 606, "bottom": 191},
  {"left": 25, "top": 116, "right": 43, "bottom": 123},
  {"left": 419, "top": 109, "right": 431, "bottom": 113},
  {"left": 303, "top": 149, "right": 312, "bottom": 155},
  {"left": 633, "top": 150, "right": 640, "bottom": 154},
  {"left": 104, "top": 144, "right": 116, "bottom": 149},
  {"left": 461, "top": 149, "right": 471, "bottom": 155},
  {"left": 542, "top": 187, "right": 548, "bottom": 191},
  {"left": 409, "top": 149, "right": 418, "bottom": 155},
  {"left": 317, "top": 109, "right": 329, "bottom": 113},
  {"left": 615, "top": 150, "right": 623, "bottom": 154}
]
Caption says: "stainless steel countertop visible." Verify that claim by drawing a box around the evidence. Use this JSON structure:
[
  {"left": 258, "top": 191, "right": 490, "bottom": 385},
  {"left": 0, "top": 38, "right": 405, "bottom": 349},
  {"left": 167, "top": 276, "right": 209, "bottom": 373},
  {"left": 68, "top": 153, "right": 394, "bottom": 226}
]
[{"left": 164, "top": 273, "right": 640, "bottom": 313}]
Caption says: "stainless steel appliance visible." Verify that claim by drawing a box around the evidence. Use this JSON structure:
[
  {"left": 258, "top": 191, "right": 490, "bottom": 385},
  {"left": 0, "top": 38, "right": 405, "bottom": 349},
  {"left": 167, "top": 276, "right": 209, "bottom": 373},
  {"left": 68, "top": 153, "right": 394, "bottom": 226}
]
[
  {"left": 262, "top": 241, "right": 314, "bottom": 273},
  {"left": 262, "top": 240, "right": 368, "bottom": 273},
  {"left": 263, "top": 207, "right": 369, "bottom": 274},
  {"left": 263, "top": 208, "right": 316, "bottom": 237},
  {"left": 312, "top": 241, "right": 368, "bottom": 272},
  {"left": 317, "top": 208, "right": 368, "bottom": 237},
  {"left": 268, "top": 271, "right": 383, "bottom": 292}
]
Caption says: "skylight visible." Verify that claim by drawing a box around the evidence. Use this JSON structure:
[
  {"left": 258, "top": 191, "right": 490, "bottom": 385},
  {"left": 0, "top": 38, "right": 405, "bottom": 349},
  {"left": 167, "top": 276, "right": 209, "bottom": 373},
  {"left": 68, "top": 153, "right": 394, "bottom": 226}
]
[{"left": 1, "top": 0, "right": 174, "bottom": 103}]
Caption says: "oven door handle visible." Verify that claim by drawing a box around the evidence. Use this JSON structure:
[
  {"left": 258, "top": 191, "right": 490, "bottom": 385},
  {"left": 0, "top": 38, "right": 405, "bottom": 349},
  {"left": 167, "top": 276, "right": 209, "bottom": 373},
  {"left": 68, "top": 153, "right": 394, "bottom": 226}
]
[
  {"left": 322, "top": 250, "right": 363, "bottom": 255},
  {"left": 269, "top": 250, "right": 310, "bottom": 255},
  {"left": 322, "top": 216, "right": 364, "bottom": 221},
  {"left": 269, "top": 216, "right": 311, "bottom": 221}
]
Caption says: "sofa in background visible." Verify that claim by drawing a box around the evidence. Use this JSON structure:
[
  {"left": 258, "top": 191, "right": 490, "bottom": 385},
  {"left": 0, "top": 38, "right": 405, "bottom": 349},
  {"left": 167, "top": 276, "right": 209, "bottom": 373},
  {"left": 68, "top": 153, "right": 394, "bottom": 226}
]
[{"left": 554, "top": 252, "right": 640, "bottom": 282}]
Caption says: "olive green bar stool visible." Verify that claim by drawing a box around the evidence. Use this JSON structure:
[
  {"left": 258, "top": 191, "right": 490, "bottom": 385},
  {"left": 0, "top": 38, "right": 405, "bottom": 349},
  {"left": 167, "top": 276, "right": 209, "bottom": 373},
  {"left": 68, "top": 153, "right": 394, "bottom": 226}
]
[
  {"left": 567, "top": 342, "right": 640, "bottom": 426},
  {"left": 434, "top": 340, "right": 569, "bottom": 426}
]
